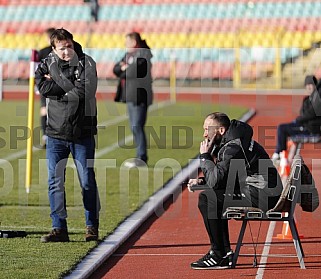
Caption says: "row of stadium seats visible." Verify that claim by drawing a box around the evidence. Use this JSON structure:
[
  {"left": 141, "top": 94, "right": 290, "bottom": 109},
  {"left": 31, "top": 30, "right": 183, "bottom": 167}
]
[
  {"left": 0, "top": 47, "right": 300, "bottom": 64},
  {"left": 87, "top": 47, "right": 300, "bottom": 64},
  {"left": 1, "top": 0, "right": 320, "bottom": 80},
  {"left": 1, "top": 2, "right": 321, "bottom": 22},
  {"left": 7, "top": 0, "right": 314, "bottom": 5},
  {"left": 2, "top": 60, "right": 270, "bottom": 81},
  {"left": 0, "top": 32, "right": 319, "bottom": 50},
  {"left": 2, "top": 17, "right": 321, "bottom": 34}
]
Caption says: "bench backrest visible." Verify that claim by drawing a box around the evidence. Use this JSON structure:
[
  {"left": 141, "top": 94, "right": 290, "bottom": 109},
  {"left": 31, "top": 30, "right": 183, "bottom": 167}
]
[{"left": 267, "top": 155, "right": 302, "bottom": 217}]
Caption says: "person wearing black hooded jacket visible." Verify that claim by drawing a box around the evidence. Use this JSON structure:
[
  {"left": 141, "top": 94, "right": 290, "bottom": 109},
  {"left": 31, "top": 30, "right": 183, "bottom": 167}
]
[
  {"left": 272, "top": 75, "right": 321, "bottom": 162},
  {"left": 187, "top": 112, "right": 282, "bottom": 269},
  {"left": 113, "top": 32, "right": 153, "bottom": 167},
  {"left": 35, "top": 28, "right": 100, "bottom": 243}
]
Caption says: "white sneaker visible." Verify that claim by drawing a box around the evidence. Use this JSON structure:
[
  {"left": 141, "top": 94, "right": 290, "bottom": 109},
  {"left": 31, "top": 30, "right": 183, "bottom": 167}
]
[
  {"left": 271, "top": 152, "right": 280, "bottom": 167},
  {"left": 123, "top": 159, "right": 147, "bottom": 168},
  {"left": 271, "top": 153, "right": 280, "bottom": 160}
]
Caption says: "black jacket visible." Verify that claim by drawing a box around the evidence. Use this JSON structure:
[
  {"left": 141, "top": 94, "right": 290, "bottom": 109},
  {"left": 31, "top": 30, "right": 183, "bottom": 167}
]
[
  {"left": 199, "top": 120, "right": 282, "bottom": 209},
  {"left": 35, "top": 42, "right": 97, "bottom": 141},
  {"left": 113, "top": 43, "right": 153, "bottom": 106},
  {"left": 38, "top": 46, "right": 52, "bottom": 62},
  {"left": 37, "top": 45, "right": 52, "bottom": 107},
  {"left": 296, "top": 88, "right": 321, "bottom": 134}
]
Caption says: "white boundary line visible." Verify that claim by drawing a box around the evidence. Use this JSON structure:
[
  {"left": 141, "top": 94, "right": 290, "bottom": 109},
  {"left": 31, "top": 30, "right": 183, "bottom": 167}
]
[
  {"left": 65, "top": 108, "right": 256, "bottom": 279},
  {"left": 256, "top": 221, "right": 276, "bottom": 279}
]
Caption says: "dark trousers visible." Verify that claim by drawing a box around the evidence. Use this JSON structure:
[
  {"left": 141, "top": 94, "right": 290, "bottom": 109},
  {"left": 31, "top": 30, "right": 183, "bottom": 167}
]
[
  {"left": 198, "top": 189, "right": 231, "bottom": 257},
  {"left": 276, "top": 122, "right": 310, "bottom": 153},
  {"left": 198, "top": 186, "right": 281, "bottom": 257}
]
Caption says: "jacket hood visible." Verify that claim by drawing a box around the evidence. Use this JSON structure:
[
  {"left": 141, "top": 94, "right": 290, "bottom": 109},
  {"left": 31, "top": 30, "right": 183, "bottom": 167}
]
[
  {"left": 73, "top": 40, "right": 84, "bottom": 58},
  {"left": 220, "top": 119, "right": 253, "bottom": 148}
]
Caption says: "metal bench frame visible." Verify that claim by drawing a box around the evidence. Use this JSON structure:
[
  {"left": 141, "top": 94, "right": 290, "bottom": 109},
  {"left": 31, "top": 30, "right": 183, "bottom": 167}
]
[{"left": 224, "top": 157, "right": 305, "bottom": 269}]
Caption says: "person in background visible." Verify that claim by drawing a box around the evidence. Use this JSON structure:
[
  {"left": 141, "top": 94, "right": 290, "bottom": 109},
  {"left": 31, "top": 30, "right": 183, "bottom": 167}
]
[
  {"left": 272, "top": 75, "right": 321, "bottom": 162},
  {"left": 37, "top": 27, "right": 56, "bottom": 148},
  {"left": 187, "top": 112, "right": 282, "bottom": 269},
  {"left": 113, "top": 32, "right": 153, "bottom": 168},
  {"left": 35, "top": 28, "right": 100, "bottom": 243}
]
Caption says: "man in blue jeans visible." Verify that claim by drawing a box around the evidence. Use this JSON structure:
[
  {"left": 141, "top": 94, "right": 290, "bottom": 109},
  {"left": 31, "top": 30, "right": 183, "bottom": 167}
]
[{"left": 35, "top": 28, "right": 100, "bottom": 242}]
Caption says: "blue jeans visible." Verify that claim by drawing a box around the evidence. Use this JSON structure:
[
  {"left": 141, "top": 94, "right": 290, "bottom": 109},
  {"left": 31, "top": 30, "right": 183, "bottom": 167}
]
[
  {"left": 46, "top": 136, "right": 100, "bottom": 229},
  {"left": 275, "top": 122, "right": 310, "bottom": 153},
  {"left": 127, "top": 102, "right": 148, "bottom": 162}
]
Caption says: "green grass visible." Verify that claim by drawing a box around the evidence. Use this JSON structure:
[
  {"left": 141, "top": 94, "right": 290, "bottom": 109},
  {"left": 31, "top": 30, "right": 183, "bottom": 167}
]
[{"left": 0, "top": 99, "right": 247, "bottom": 278}]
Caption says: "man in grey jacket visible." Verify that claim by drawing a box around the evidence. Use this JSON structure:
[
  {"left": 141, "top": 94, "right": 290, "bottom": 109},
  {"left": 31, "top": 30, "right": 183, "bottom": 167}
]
[
  {"left": 35, "top": 28, "right": 100, "bottom": 243},
  {"left": 188, "top": 112, "right": 282, "bottom": 269}
]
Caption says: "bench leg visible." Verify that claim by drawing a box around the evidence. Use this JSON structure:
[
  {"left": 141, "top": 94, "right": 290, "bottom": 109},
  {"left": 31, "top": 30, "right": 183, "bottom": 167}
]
[
  {"left": 289, "top": 219, "right": 306, "bottom": 269},
  {"left": 232, "top": 220, "right": 248, "bottom": 268}
]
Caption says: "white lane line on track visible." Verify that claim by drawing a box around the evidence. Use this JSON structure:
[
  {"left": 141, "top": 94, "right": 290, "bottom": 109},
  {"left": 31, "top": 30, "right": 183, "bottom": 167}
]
[{"left": 256, "top": 221, "right": 276, "bottom": 279}]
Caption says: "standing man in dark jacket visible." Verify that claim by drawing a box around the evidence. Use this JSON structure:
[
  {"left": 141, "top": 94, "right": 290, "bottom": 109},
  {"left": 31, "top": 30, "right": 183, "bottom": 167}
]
[
  {"left": 35, "top": 28, "right": 100, "bottom": 243},
  {"left": 188, "top": 112, "right": 282, "bottom": 269},
  {"left": 272, "top": 75, "right": 321, "bottom": 162},
  {"left": 113, "top": 32, "right": 153, "bottom": 168}
]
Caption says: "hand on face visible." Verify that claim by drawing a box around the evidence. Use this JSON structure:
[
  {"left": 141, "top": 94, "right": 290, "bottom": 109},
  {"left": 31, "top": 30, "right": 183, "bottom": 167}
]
[
  {"left": 202, "top": 117, "right": 224, "bottom": 154},
  {"left": 200, "top": 137, "right": 215, "bottom": 154}
]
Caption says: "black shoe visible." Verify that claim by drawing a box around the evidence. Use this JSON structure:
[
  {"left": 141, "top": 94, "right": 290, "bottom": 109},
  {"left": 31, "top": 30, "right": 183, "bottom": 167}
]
[
  {"left": 221, "top": 250, "right": 234, "bottom": 268},
  {"left": 191, "top": 250, "right": 230, "bottom": 270},
  {"left": 40, "top": 228, "right": 69, "bottom": 243},
  {"left": 85, "top": 226, "right": 99, "bottom": 242}
]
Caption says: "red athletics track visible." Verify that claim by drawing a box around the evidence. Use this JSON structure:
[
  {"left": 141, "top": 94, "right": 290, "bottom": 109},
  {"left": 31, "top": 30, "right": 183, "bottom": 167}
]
[{"left": 88, "top": 91, "right": 321, "bottom": 279}]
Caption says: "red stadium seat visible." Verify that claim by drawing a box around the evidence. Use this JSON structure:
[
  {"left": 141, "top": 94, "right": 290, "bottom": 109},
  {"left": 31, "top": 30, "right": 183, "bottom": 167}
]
[
  {"left": 152, "top": 62, "right": 170, "bottom": 79},
  {"left": 175, "top": 61, "right": 192, "bottom": 80},
  {"left": 97, "top": 62, "right": 116, "bottom": 79}
]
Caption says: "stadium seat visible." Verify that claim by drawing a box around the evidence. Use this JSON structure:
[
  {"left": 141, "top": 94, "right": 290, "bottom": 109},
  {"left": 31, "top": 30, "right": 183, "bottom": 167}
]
[
  {"left": 152, "top": 61, "right": 170, "bottom": 79},
  {"left": 97, "top": 62, "right": 115, "bottom": 79}
]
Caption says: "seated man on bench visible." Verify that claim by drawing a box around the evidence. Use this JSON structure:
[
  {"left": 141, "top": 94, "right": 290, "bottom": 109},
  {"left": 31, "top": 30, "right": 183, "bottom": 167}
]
[
  {"left": 272, "top": 75, "right": 321, "bottom": 163},
  {"left": 187, "top": 112, "right": 282, "bottom": 269}
]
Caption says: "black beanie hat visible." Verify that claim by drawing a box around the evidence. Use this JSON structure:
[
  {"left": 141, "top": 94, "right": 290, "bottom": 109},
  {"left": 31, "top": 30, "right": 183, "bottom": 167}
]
[{"left": 304, "top": 75, "right": 317, "bottom": 86}]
